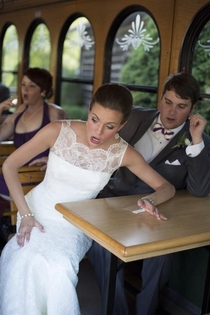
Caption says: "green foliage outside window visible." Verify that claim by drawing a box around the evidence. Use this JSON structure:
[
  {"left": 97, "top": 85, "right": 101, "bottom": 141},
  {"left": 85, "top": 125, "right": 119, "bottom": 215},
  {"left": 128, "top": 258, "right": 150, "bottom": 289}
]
[
  {"left": 60, "top": 17, "right": 95, "bottom": 117},
  {"left": 29, "top": 24, "right": 51, "bottom": 70},
  {"left": 115, "top": 13, "right": 160, "bottom": 108},
  {"left": 192, "top": 20, "right": 210, "bottom": 135},
  {"left": 60, "top": 79, "right": 90, "bottom": 120},
  {"left": 2, "top": 25, "right": 19, "bottom": 95}
]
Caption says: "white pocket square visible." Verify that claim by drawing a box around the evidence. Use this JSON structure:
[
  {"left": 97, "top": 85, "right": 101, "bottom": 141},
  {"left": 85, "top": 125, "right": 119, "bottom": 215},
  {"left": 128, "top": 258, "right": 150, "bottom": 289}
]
[{"left": 165, "top": 159, "right": 181, "bottom": 165}]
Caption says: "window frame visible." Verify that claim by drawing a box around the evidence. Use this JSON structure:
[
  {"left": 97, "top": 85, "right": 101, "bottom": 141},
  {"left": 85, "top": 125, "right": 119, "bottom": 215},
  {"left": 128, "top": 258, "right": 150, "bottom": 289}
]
[
  {"left": 103, "top": 5, "right": 160, "bottom": 97},
  {"left": 179, "top": 2, "right": 210, "bottom": 101},
  {"left": 0, "top": 22, "right": 19, "bottom": 91},
  {"left": 23, "top": 18, "right": 49, "bottom": 73}
]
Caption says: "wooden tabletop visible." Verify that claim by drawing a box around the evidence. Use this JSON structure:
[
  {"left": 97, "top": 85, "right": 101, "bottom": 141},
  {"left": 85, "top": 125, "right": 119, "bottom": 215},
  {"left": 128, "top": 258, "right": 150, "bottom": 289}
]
[{"left": 55, "top": 190, "right": 210, "bottom": 262}]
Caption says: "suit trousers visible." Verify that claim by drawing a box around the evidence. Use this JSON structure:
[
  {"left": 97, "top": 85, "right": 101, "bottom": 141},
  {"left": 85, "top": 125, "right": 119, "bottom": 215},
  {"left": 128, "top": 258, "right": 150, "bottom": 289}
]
[{"left": 87, "top": 241, "right": 174, "bottom": 315}]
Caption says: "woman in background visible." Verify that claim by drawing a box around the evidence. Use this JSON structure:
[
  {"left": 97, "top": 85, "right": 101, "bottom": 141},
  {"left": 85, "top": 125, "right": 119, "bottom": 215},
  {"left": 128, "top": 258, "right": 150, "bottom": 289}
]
[{"left": 0, "top": 67, "right": 68, "bottom": 199}]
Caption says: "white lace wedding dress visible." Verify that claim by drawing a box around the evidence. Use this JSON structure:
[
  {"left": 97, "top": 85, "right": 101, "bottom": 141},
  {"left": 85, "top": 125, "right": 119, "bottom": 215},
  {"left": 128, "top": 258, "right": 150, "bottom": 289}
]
[{"left": 0, "top": 120, "right": 128, "bottom": 315}]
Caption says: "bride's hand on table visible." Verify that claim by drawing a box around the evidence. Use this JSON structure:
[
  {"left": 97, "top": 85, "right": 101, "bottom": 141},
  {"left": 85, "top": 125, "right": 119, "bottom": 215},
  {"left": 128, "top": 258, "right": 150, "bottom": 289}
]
[
  {"left": 17, "top": 217, "right": 45, "bottom": 247},
  {"left": 137, "top": 198, "right": 167, "bottom": 221}
]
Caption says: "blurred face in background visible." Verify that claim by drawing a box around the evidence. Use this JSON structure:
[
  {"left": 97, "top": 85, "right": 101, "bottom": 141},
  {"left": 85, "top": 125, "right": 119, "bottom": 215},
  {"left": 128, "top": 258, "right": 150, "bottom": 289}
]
[{"left": 21, "top": 76, "right": 44, "bottom": 106}]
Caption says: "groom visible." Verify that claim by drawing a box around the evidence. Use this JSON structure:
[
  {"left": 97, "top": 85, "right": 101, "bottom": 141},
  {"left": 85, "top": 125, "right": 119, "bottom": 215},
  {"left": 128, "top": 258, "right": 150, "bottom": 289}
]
[{"left": 87, "top": 72, "right": 210, "bottom": 315}]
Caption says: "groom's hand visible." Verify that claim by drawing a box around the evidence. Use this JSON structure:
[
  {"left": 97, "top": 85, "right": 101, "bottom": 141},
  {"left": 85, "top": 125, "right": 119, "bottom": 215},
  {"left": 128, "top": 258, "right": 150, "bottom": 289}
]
[
  {"left": 189, "top": 113, "right": 207, "bottom": 144},
  {"left": 29, "top": 156, "right": 49, "bottom": 171}
]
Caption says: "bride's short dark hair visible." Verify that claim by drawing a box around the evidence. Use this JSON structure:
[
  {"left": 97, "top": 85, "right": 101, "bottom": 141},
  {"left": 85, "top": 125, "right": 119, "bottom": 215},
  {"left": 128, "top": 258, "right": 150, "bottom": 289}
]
[{"left": 89, "top": 83, "right": 133, "bottom": 124}]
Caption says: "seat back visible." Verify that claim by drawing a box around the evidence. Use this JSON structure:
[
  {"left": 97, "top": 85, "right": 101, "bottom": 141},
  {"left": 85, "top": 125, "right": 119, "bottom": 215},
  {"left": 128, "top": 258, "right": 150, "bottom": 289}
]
[
  {"left": 3, "top": 165, "right": 45, "bottom": 225},
  {"left": 0, "top": 141, "right": 15, "bottom": 173}
]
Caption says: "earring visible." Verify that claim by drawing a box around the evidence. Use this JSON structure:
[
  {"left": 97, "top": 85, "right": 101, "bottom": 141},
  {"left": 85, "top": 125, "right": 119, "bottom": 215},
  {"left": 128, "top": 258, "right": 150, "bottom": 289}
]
[
  {"left": 41, "top": 92, "right": 46, "bottom": 97},
  {"left": 115, "top": 133, "right": 119, "bottom": 139}
]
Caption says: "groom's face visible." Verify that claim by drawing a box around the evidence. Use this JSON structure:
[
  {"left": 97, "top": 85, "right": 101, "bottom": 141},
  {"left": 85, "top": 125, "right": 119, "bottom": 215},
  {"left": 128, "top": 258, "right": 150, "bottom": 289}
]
[{"left": 159, "top": 89, "right": 195, "bottom": 130}]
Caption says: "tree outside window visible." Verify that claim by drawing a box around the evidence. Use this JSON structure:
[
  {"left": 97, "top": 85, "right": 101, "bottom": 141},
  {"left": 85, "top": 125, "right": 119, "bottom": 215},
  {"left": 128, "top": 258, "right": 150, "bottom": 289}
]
[
  {"left": 192, "top": 20, "right": 210, "bottom": 134},
  {"left": 29, "top": 23, "right": 51, "bottom": 70},
  {"left": 2, "top": 24, "right": 19, "bottom": 96}
]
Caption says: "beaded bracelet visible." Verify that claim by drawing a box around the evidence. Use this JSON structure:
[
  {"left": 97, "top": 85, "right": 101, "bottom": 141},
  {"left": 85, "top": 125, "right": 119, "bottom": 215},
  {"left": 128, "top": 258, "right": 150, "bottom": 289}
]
[
  {"left": 20, "top": 213, "right": 34, "bottom": 220},
  {"left": 141, "top": 197, "right": 154, "bottom": 206}
]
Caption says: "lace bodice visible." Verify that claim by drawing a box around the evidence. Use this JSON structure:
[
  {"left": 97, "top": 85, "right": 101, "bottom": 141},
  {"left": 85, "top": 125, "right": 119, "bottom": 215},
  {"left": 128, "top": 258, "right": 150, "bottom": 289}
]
[
  {"left": 51, "top": 120, "right": 128, "bottom": 174},
  {"left": 22, "top": 120, "right": 128, "bottom": 220}
]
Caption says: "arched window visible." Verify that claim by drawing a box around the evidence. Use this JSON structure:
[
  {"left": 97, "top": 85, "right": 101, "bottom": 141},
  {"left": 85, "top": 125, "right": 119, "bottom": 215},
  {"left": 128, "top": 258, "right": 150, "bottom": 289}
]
[
  {"left": 29, "top": 23, "right": 51, "bottom": 69},
  {"left": 0, "top": 24, "right": 19, "bottom": 97},
  {"left": 56, "top": 15, "right": 95, "bottom": 119},
  {"left": 24, "top": 19, "right": 51, "bottom": 71},
  {"left": 179, "top": 2, "right": 210, "bottom": 135},
  {"left": 104, "top": 7, "right": 160, "bottom": 108}
]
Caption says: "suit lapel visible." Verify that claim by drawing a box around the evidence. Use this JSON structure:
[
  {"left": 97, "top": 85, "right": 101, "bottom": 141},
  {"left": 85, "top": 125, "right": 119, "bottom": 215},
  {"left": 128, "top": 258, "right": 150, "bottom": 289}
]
[{"left": 130, "top": 111, "right": 159, "bottom": 146}]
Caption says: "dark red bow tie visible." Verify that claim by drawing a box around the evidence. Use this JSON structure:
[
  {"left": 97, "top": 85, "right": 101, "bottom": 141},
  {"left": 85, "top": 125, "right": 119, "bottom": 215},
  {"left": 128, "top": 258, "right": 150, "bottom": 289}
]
[{"left": 153, "top": 123, "right": 174, "bottom": 140}]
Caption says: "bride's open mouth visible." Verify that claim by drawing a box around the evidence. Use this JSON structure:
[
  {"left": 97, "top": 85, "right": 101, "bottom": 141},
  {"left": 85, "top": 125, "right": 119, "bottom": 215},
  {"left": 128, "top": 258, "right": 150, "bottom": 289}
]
[{"left": 90, "top": 136, "right": 100, "bottom": 144}]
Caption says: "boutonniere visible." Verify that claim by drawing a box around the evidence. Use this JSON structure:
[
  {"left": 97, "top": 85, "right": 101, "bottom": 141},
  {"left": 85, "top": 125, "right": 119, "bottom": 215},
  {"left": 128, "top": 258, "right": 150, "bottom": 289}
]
[{"left": 171, "top": 132, "right": 191, "bottom": 149}]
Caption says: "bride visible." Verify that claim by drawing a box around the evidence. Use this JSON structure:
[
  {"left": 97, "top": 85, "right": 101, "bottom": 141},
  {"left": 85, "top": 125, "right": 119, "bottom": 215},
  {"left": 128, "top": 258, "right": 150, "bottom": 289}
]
[{"left": 0, "top": 83, "right": 175, "bottom": 315}]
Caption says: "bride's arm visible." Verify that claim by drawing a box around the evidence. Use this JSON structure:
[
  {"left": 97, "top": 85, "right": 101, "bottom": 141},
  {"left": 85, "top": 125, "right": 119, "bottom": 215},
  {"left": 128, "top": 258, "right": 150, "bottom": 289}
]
[
  {"left": 121, "top": 145, "right": 175, "bottom": 220},
  {"left": 2, "top": 121, "right": 61, "bottom": 246}
]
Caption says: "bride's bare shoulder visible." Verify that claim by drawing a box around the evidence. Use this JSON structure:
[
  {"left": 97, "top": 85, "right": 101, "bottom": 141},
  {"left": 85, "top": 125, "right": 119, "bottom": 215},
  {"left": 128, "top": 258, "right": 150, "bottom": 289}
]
[{"left": 70, "top": 120, "right": 86, "bottom": 131}]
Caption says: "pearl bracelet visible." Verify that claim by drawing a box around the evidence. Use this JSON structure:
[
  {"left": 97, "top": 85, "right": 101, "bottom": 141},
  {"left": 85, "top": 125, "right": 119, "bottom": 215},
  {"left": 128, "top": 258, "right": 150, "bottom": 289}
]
[
  {"left": 20, "top": 213, "right": 34, "bottom": 220},
  {"left": 141, "top": 197, "right": 154, "bottom": 206}
]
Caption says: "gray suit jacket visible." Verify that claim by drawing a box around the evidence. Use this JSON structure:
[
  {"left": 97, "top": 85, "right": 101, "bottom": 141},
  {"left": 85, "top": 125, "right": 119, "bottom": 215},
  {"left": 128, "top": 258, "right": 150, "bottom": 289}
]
[{"left": 100, "top": 107, "right": 210, "bottom": 198}]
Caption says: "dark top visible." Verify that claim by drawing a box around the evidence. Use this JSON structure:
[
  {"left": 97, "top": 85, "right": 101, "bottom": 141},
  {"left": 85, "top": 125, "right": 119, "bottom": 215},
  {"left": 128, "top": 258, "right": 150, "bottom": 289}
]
[
  {"left": 0, "top": 102, "right": 50, "bottom": 196},
  {"left": 13, "top": 102, "right": 50, "bottom": 162}
]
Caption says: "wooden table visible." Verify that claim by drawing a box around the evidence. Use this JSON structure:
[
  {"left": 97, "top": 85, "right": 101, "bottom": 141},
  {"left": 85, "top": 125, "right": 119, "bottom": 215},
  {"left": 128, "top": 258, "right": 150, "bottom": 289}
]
[{"left": 55, "top": 190, "right": 210, "bottom": 314}]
